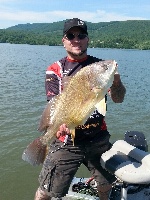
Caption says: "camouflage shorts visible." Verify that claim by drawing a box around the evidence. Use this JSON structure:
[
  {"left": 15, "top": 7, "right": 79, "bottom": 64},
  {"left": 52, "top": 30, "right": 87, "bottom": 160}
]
[{"left": 38, "top": 133, "right": 116, "bottom": 198}]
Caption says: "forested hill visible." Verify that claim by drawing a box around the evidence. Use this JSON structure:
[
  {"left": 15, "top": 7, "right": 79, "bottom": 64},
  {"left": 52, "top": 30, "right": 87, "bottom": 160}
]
[{"left": 0, "top": 20, "right": 150, "bottom": 50}]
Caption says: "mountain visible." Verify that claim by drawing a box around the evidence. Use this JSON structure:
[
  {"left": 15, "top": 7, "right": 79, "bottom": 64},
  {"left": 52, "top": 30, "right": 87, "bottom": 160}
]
[{"left": 0, "top": 20, "right": 150, "bottom": 49}]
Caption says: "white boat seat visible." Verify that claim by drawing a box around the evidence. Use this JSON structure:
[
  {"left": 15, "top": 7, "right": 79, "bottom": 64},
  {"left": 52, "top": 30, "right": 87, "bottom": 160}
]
[{"left": 100, "top": 140, "right": 150, "bottom": 184}]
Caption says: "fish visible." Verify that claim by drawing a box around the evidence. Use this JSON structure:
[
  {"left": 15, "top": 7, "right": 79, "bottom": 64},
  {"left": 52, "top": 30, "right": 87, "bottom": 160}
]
[{"left": 22, "top": 60, "right": 117, "bottom": 166}]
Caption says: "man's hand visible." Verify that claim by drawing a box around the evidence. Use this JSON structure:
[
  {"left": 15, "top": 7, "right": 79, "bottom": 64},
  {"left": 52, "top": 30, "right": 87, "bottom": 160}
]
[
  {"left": 56, "top": 124, "right": 70, "bottom": 139},
  {"left": 108, "top": 71, "right": 126, "bottom": 103}
]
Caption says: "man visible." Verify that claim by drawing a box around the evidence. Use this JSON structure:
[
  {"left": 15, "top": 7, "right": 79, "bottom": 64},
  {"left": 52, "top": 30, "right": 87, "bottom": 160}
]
[{"left": 34, "top": 18, "right": 126, "bottom": 200}]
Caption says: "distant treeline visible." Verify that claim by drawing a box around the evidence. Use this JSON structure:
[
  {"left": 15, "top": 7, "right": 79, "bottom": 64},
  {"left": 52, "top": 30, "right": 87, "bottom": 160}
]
[{"left": 0, "top": 20, "right": 150, "bottom": 50}]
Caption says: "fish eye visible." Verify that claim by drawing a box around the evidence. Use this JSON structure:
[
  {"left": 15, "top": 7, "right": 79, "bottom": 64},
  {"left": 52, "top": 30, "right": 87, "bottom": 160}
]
[{"left": 103, "top": 64, "right": 108, "bottom": 70}]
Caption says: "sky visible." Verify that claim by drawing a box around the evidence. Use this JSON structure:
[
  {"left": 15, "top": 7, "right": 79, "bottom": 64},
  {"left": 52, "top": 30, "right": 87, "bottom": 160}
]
[{"left": 0, "top": 0, "right": 150, "bottom": 29}]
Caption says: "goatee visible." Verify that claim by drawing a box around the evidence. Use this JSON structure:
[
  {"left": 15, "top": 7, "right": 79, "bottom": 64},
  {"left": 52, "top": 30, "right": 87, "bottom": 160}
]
[{"left": 67, "top": 49, "right": 87, "bottom": 57}]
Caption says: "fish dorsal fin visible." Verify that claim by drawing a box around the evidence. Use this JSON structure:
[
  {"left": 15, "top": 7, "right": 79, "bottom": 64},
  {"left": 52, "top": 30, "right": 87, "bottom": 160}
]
[
  {"left": 61, "top": 76, "right": 72, "bottom": 91},
  {"left": 95, "top": 97, "right": 106, "bottom": 116},
  {"left": 38, "top": 96, "right": 60, "bottom": 132},
  {"left": 38, "top": 76, "right": 72, "bottom": 132}
]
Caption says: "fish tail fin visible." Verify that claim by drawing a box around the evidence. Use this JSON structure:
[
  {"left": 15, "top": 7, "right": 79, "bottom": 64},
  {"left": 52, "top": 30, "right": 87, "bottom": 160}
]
[{"left": 22, "top": 137, "right": 48, "bottom": 166}]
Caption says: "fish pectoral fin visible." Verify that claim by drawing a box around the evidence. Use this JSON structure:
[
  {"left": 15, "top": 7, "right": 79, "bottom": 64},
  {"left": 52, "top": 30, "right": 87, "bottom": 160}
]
[
  {"left": 95, "top": 97, "right": 106, "bottom": 116},
  {"left": 70, "top": 129, "right": 75, "bottom": 146},
  {"left": 22, "top": 136, "right": 48, "bottom": 166}
]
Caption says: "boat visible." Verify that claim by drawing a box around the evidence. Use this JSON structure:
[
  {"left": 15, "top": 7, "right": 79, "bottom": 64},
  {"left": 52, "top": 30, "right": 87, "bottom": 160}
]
[
  {"left": 65, "top": 131, "right": 150, "bottom": 200},
  {"left": 66, "top": 177, "right": 99, "bottom": 200}
]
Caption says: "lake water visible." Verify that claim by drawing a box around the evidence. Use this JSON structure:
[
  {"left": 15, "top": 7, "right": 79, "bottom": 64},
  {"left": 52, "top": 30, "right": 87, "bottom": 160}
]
[{"left": 0, "top": 43, "right": 150, "bottom": 200}]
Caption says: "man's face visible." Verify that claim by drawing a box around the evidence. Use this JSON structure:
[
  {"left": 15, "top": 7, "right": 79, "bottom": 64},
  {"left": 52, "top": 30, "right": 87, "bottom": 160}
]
[{"left": 62, "top": 27, "right": 89, "bottom": 59}]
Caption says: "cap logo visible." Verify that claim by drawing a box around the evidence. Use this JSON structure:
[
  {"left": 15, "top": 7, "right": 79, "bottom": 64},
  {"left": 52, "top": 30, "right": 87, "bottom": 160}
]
[{"left": 78, "top": 20, "right": 84, "bottom": 26}]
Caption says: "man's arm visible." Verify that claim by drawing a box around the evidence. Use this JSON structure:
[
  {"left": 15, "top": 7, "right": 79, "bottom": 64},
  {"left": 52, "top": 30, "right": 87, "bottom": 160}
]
[{"left": 109, "top": 73, "right": 126, "bottom": 103}]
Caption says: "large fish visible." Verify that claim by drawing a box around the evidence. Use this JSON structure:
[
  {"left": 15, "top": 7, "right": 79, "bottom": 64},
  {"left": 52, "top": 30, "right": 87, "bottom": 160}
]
[{"left": 22, "top": 60, "right": 117, "bottom": 166}]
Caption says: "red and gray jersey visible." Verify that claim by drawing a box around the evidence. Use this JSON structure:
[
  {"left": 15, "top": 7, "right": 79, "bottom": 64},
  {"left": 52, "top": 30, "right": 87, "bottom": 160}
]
[{"left": 45, "top": 55, "right": 108, "bottom": 144}]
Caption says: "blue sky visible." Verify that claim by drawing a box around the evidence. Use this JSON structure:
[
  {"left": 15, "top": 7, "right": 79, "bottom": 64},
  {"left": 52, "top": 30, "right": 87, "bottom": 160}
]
[{"left": 0, "top": 0, "right": 150, "bottom": 29}]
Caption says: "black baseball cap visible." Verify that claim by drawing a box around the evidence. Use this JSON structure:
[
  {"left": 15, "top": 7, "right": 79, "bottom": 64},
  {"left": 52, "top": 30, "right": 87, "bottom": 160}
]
[{"left": 63, "top": 18, "right": 88, "bottom": 35}]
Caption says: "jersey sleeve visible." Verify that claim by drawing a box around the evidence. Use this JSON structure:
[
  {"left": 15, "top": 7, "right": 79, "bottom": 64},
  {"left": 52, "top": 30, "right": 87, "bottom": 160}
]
[{"left": 45, "top": 62, "right": 62, "bottom": 101}]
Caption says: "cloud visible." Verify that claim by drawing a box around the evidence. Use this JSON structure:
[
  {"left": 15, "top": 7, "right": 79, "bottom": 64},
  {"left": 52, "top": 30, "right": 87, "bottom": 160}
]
[{"left": 0, "top": 9, "right": 147, "bottom": 29}]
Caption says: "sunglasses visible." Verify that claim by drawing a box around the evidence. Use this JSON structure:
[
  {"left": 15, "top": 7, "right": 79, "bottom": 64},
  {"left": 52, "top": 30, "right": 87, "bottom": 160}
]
[{"left": 65, "top": 33, "right": 87, "bottom": 40}]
